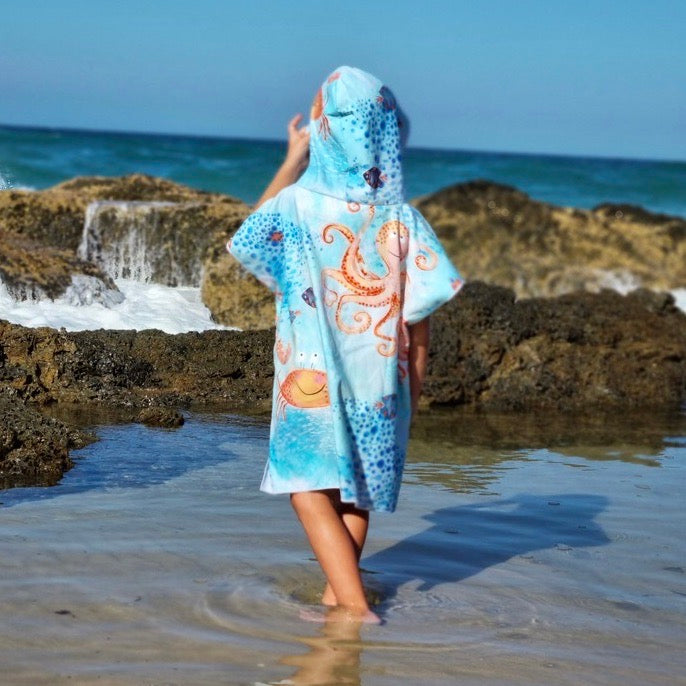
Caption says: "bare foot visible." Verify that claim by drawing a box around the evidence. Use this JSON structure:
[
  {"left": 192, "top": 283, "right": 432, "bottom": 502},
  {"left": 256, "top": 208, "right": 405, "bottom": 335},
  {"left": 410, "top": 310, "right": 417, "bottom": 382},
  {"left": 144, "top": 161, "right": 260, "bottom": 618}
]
[{"left": 300, "top": 606, "right": 383, "bottom": 625}]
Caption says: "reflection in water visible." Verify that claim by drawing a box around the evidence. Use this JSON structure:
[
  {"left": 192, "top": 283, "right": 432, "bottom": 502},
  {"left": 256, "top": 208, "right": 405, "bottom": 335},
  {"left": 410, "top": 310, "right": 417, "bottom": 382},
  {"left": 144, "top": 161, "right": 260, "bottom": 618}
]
[
  {"left": 271, "top": 492, "right": 609, "bottom": 684},
  {"left": 273, "top": 609, "right": 363, "bottom": 686},
  {"left": 410, "top": 406, "right": 686, "bottom": 453},
  {"left": 406, "top": 408, "right": 686, "bottom": 493}
]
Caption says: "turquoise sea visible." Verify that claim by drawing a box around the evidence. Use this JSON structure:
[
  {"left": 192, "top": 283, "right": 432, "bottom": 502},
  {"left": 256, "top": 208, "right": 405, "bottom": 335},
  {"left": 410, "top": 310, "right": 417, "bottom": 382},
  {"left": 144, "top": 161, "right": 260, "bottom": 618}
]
[{"left": 1, "top": 123, "right": 686, "bottom": 216}]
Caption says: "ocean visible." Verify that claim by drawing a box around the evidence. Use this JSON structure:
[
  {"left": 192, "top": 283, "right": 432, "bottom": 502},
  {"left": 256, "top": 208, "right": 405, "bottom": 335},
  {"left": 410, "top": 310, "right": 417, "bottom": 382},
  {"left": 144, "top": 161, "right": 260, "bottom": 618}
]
[{"left": 2, "top": 123, "right": 686, "bottom": 215}]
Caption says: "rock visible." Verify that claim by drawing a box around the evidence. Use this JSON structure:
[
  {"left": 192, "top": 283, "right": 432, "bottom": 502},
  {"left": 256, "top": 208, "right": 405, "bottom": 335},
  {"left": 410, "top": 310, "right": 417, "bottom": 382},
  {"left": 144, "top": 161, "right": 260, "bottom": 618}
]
[
  {"left": 0, "top": 172, "right": 254, "bottom": 321},
  {"left": 413, "top": 179, "right": 686, "bottom": 297},
  {"left": 0, "top": 388, "right": 97, "bottom": 489},
  {"left": 426, "top": 280, "right": 686, "bottom": 411},
  {"left": 0, "top": 318, "right": 275, "bottom": 410},
  {"left": 136, "top": 406, "right": 185, "bottom": 428},
  {"left": 0, "top": 229, "right": 122, "bottom": 304},
  {"left": 0, "top": 173, "right": 246, "bottom": 251},
  {"left": 0, "top": 174, "right": 249, "bottom": 290},
  {"left": 2, "top": 280, "right": 685, "bottom": 417},
  {"left": 80, "top": 199, "right": 249, "bottom": 287},
  {"left": 1, "top": 279, "right": 685, "bottom": 489},
  {"left": 200, "top": 224, "right": 275, "bottom": 329}
]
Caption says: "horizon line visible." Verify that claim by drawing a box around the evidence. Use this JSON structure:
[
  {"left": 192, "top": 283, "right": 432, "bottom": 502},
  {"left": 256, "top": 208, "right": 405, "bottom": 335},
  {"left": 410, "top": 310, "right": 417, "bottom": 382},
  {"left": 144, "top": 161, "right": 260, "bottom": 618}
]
[{"left": 1, "top": 121, "right": 684, "bottom": 167}]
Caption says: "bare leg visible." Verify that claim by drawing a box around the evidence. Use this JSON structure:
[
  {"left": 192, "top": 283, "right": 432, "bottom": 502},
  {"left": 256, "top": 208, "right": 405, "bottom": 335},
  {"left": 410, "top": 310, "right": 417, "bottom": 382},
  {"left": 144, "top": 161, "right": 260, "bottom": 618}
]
[
  {"left": 322, "top": 499, "right": 369, "bottom": 606},
  {"left": 290, "top": 489, "right": 379, "bottom": 622}
]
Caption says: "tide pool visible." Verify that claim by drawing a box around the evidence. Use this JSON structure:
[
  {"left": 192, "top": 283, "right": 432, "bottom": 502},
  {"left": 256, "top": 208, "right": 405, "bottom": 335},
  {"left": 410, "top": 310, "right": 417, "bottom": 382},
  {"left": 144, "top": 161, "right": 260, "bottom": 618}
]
[{"left": 1, "top": 408, "right": 684, "bottom": 685}]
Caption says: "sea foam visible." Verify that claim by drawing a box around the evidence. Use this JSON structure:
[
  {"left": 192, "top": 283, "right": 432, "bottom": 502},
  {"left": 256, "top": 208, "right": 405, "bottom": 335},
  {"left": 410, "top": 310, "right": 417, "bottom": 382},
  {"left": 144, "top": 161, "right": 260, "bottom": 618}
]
[{"left": 0, "top": 277, "right": 238, "bottom": 333}]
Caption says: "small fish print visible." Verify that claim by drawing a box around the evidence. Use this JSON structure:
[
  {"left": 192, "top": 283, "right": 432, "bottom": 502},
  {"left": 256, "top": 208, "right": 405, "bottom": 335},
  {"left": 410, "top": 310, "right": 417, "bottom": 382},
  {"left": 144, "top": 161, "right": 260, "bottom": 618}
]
[
  {"left": 301, "top": 287, "right": 316, "bottom": 308},
  {"left": 363, "top": 166, "right": 388, "bottom": 190},
  {"left": 374, "top": 393, "right": 397, "bottom": 419},
  {"left": 288, "top": 309, "right": 301, "bottom": 323}
]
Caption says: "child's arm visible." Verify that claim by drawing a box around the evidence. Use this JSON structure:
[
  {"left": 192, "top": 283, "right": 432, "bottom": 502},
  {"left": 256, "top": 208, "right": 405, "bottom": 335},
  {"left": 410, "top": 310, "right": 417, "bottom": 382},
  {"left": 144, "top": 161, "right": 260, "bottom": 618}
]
[
  {"left": 254, "top": 114, "right": 310, "bottom": 209},
  {"left": 408, "top": 316, "right": 430, "bottom": 422}
]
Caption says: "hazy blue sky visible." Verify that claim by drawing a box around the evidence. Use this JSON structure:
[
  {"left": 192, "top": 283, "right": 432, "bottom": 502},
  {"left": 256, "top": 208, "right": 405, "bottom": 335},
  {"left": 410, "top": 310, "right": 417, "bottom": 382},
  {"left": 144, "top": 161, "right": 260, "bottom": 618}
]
[{"left": 1, "top": 1, "right": 684, "bottom": 160}]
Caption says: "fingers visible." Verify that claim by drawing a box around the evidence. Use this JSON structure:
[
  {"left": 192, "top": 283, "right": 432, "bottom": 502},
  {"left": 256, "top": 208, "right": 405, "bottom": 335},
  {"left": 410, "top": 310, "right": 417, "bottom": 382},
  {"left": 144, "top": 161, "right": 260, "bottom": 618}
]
[{"left": 288, "top": 113, "right": 303, "bottom": 133}]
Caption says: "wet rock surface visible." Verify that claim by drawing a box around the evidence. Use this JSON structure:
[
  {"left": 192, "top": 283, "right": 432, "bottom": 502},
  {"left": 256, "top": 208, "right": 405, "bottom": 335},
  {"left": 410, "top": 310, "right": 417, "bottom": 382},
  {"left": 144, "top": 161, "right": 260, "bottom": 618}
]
[
  {"left": 0, "top": 229, "right": 121, "bottom": 303},
  {"left": 0, "top": 319, "right": 275, "bottom": 410},
  {"left": 0, "top": 388, "right": 97, "bottom": 489},
  {"left": 135, "top": 406, "right": 185, "bottom": 428},
  {"left": 427, "top": 281, "right": 686, "bottom": 412},
  {"left": 80, "top": 198, "right": 249, "bottom": 287},
  {"left": 0, "top": 173, "right": 249, "bottom": 293}
]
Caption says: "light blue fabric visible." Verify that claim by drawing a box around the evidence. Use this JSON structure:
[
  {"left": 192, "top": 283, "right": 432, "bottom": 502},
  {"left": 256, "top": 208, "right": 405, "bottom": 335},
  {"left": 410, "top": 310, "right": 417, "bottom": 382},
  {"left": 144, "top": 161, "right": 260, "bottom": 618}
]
[{"left": 227, "top": 65, "right": 465, "bottom": 512}]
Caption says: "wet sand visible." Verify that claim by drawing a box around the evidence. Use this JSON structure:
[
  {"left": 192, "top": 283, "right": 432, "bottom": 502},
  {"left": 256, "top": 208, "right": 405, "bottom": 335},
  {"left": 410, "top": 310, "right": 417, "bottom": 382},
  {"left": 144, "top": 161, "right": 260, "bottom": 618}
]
[{"left": 0, "top": 409, "right": 685, "bottom": 685}]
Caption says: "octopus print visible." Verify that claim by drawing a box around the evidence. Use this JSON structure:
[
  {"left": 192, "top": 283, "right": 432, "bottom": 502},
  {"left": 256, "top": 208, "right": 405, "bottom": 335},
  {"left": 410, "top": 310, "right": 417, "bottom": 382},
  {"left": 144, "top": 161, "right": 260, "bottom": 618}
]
[{"left": 320, "top": 207, "right": 410, "bottom": 357}]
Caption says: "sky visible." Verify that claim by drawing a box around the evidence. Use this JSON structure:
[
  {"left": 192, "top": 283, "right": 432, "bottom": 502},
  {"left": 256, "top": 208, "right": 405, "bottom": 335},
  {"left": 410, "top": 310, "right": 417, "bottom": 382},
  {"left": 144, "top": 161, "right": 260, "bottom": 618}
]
[{"left": 1, "top": 1, "right": 684, "bottom": 161}]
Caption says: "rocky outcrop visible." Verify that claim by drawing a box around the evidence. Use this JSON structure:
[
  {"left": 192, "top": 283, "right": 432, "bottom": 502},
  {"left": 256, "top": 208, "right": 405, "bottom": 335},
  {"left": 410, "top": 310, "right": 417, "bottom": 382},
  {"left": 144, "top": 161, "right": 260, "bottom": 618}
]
[
  {"left": 5, "top": 174, "right": 685, "bottom": 326},
  {"left": 2, "top": 173, "right": 686, "bottom": 489},
  {"left": 427, "top": 281, "right": 686, "bottom": 412},
  {"left": 79, "top": 198, "right": 249, "bottom": 287},
  {"left": 413, "top": 179, "right": 686, "bottom": 298},
  {"left": 1, "top": 280, "right": 685, "bottom": 488},
  {"left": 0, "top": 173, "right": 247, "bottom": 250},
  {"left": 0, "top": 230, "right": 122, "bottom": 304},
  {"left": 0, "top": 174, "right": 250, "bottom": 290},
  {"left": 2, "top": 281, "right": 684, "bottom": 416},
  {"left": 0, "top": 318, "right": 275, "bottom": 410},
  {"left": 0, "top": 389, "right": 97, "bottom": 489}
]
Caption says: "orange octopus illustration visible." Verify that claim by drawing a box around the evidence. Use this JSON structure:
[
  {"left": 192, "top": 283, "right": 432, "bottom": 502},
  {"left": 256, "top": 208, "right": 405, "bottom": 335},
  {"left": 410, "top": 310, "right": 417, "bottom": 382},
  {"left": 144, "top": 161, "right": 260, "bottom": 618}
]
[
  {"left": 321, "top": 207, "right": 411, "bottom": 357},
  {"left": 396, "top": 316, "right": 410, "bottom": 381},
  {"left": 275, "top": 368, "right": 330, "bottom": 419}
]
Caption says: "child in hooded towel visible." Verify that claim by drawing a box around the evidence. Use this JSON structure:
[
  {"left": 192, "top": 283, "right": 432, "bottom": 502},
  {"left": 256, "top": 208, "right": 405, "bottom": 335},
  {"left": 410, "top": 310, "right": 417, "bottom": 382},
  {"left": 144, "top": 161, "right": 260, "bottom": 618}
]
[{"left": 227, "top": 65, "right": 465, "bottom": 623}]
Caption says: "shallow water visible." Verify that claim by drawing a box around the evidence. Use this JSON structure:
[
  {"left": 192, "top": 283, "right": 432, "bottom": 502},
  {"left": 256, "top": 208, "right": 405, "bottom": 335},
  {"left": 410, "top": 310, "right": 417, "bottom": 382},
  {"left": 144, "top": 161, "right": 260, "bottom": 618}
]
[{"left": 1, "top": 408, "right": 685, "bottom": 685}]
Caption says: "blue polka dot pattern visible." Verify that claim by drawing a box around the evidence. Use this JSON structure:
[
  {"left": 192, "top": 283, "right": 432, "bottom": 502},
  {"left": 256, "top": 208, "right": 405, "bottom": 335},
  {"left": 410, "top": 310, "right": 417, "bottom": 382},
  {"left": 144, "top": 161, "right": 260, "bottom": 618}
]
[
  {"left": 298, "top": 66, "right": 408, "bottom": 206},
  {"left": 227, "top": 212, "right": 302, "bottom": 294},
  {"left": 337, "top": 395, "right": 407, "bottom": 512}
]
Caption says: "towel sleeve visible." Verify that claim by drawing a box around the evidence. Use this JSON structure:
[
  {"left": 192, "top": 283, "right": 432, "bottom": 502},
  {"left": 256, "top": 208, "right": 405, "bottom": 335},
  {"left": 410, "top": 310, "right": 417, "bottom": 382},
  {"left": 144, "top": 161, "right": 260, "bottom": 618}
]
[
  {"left": 402, "top": 208, "right": 465, "bottom": 325},
  {"left": 225, "top": 199, "right": 285, "bottom": 294}
]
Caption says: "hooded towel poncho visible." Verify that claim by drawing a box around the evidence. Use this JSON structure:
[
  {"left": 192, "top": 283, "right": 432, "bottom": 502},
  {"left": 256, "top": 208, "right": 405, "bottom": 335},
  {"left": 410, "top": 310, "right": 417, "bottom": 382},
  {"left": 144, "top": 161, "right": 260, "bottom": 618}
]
[{"left": 227, "top": 66, "right": 465, "bottom": 512}]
